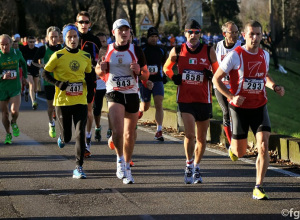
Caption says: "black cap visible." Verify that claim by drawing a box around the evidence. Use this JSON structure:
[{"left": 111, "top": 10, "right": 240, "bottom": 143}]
[
  {"left": 147, "top": 27, "right": 159, "bottom": 38},
  {"left": 185, "top": 19, "right": 201, "bottom": 30}
]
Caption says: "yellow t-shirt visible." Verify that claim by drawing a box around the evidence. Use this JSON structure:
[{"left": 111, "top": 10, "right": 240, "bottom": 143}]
[{"left": 44, "top": 48, "right": 92, "bottom": 106}]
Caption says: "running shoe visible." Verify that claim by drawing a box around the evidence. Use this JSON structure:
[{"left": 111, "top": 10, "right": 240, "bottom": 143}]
[
  {"left": 130, "top": 160, "right": 135, "bottom": 167},
  {"left": 53, "top": 110, "right": 56, "bottom": 120},
  {"left": 154, "top": 130, "right": 164, "bottom": 141},
  {"left": 228, "top": 146, "right": 238, "bottom": 161},
  {"left": 86, "top": 135, "right": 91, "bottom": 148},
  {"left": 73, "top": 166, "right": 86, "bottom": 179},
  {"left": 84, "top": 149, "right": 91, "bottom": 158},
  {"left": 24, "top": 91, "right": 29, "bottom": 102},
  {"left": 123, "top": 168, "right": 134, "bottom": 184},
  {"left": 253, "top": 187, "right": 269, "bottom": 200},
  {"left": 95, "top": 126, "right": 101, "bottom": 142},
  {"left": 4, "top": 133, "right": 12, "bottom": 144},
  {"left": 57, "top": 136, "right": 65, "bottom": 148},
  {"left": 116, "top": 160, "right": 125, "bottom": 179},
  {"left": 138, "top": 111, "right": 143, "bottom": 119},
  {"left": 49, "top": 123, "right": 56, "bottom": 138},
  {"left": 108, "top": 136, "right": 115, "bottom": 150},
  {"left": 184, "top": 166, "right": 194, "bottom": 184},
  {"left": 11, "top": 122, "right": 20, "bottom": 137},
  {"left": 32, "top": 101, "right": 38, "bottom": 110},
  {"left": 106, "top": 129, "right": 112, "bottom": 138},
  {"left": 193, "top": 167, "right": 202, "bottom": 184}
]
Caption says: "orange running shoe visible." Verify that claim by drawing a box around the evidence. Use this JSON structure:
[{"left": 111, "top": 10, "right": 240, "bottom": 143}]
[
  {"left": 130, "top": 160, "right": 135, "bottom": 167},
  {"left": 108, "top": 136, "right": 115, "bottom": 150}
]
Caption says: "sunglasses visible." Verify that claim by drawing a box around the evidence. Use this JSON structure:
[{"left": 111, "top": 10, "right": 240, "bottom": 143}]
[
  {"left": 77, "top": 20, "right": 90, "bottom": 24},
  {"left": 185, "top": 29, "right": 201, "bottom": 35}
]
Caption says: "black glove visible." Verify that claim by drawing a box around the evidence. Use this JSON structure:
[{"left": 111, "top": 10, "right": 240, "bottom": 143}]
[
  {"left": 172, "top": 74, "right": 182, "bottom": 85},
  {"left": 55, "top": 80, "right": 69, "bottom": 91},
  {"left": 203, "top": 68, "right": 213, "bottom": 81}
]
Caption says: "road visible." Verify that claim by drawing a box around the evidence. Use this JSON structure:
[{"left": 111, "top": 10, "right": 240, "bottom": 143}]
[{"left": 0, "top": 95, "right": 299, "bottom": 219}]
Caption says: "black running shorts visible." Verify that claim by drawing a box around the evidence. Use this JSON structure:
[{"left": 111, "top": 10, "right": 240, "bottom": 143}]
[
  {"left": 44, "top": 85, "right": 55, "bottom": 101},
  {"left": 229, "top": 104, "right": 271, "bottom": 140},
  {"left": 178, "top": 102, "right": 212, "bottom": 122},
  {"left": 106, "top": 91, "right": 139, "bottom": 113}
]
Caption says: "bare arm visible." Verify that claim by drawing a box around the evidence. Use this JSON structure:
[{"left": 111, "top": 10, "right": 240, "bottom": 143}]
[
  {"left": 212, "top": 67, "right": 246, "bottom": 107},
  {"left": 265, "top": 73, "right": 285, "bottom": 96}
]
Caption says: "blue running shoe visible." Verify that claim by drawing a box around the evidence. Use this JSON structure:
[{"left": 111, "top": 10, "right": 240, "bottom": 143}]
[
  {"left": 57, "top": 136, "right": 65, "bottom": 148},
  {"left": 73, "top": 166, "right": 86, "bottom": 179}
]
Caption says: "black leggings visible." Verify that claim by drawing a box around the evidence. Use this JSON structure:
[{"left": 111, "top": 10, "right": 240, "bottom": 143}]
[
  {"left": 56, "top": 104, "right": 88, "bottom": 166},
  {"left": 93, "top": 89, "right": 106, "bottom": 116},
  {"left": 214, "top": 88, "right": 230, "bottom": 127}
]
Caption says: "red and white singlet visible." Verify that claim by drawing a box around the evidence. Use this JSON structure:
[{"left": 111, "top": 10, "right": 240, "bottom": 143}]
[
  {"left": 220, "top": 45, "right": 270, "bottom": 109},
  {"left": 177, "top": 43, "right": 212, "bottom": 103},
  {"left": 215, "top": 40, "right": 241, "bottom": 89},
  {"left": 103, "top": 43, "right": 139, "bottom": 94}
]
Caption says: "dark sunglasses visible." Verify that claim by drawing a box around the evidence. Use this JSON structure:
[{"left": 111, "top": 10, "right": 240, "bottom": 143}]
[
  {"left": 186, "top": 29, "right": 200, "bottom": 35},
  {"left": 77, "top": 20, "right": 90, "bottom": 24}
]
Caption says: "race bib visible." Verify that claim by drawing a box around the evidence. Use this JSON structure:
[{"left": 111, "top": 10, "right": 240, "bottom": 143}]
[
  {"left": 243, "top": 78, "right": 264, "bottom": 92},
  {"left": 148, "top": 65, "right": 158, "bottom": 75},
  {"left": 2, "top": 69, "right": 17, "bottom": 79},
  {"left": 27, "top": 60, "right": 32, "bottom": 66},
  {"left": 66, "top": 82, "right": 83, "bottom": 96},
  {"left": 222, "top": 75, "right": 231, "bottom": 89},
  {"left": 182, "top": 69, "right": 204, "bottom": 85},
  {"left": 112, "top": 75, "right": 135, "bottom": 91}
]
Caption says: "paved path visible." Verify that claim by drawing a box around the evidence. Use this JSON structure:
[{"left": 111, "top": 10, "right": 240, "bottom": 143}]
[{"left": 0, "top": 95, "right": 299, "bottom": 219}]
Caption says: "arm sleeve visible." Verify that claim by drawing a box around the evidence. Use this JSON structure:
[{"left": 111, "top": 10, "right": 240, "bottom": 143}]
[
  {"left": 134, "top": 45, "right": 147, "bottom": 68},
  {"left": 43, "top": 69, "right": 57, "bottom": 85},
  {"left": 163, "top": 57, "right": 176, "bottom": 79}
]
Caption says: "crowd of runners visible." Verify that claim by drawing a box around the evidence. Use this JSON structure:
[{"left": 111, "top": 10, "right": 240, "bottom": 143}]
[{"left": 0, "top": 11, "right": 285, "bottom": 200}]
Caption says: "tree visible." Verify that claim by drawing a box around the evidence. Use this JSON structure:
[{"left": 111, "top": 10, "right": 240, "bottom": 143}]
[
  {"left": 125, "top": 0, "right": 138, "bottom": 35},
  {"left": 144, "top": 0, "right": 164, "bottom": 29},
  {"left": 102, "top": 0, "right": 120, "bottom": 34},
  {"left": 202, "top": 0, "right": 240, "bottom": 33}
]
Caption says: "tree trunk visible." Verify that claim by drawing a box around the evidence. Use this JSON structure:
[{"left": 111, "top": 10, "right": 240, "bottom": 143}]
[
  {"left": 102, "top": 0, "right": 113, "bottom": 33},
  {"left": 15, "top": 0, "right": 26, "bottom": 37},
  {"left": 126, "top": 0, "right": 137, "bottom": 35}
]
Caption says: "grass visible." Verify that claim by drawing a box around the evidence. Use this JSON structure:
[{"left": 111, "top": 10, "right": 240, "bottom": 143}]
[{"left": 150, "top": 58, "right": 300, "bottom": 138}]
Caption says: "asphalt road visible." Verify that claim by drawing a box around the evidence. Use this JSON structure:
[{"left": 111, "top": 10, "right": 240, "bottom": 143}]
[{"left": 0, "top": 95, "right": 299, "bottom": 220}]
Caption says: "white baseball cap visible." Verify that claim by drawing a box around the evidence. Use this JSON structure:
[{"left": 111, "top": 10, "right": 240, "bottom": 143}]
[{"left": 113, "top": 19, "right": 131, "bottom": 30}]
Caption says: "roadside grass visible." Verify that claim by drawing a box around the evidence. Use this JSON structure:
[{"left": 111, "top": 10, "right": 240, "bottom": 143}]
[{"left": 150, "top": 59, "right": 300, "bottom": 138}]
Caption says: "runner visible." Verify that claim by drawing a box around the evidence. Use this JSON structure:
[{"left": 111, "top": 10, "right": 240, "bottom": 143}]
[
  {"left": 93, "top": 33, "right": 107, "bottom": 142},
  {"left": 75, "top": 11, "right": 101, "bottom": 157},
  {"left": 20, "top": 36, "right": 40, "bottom": 110},
  {"left": 212, "top": 20, "right": 285, "bottom": 199},
  {"left": 163, "top": 19, "right": 219, "bottom": 184},
  {"left": 0, "top": 34, "right": 28, "bottom": 144},
  {"left": 33, "top": 26, "right": 62, "bottom": 138},
  {"left": 43, "top": 24, "right": 92, "bottom": 179},
  {"left": 139, "top": 27, "right": 167, "bottom": 141},
  {"left": 95, "top": 19, "right": 149, "bottom": 184},
  {"left": 215, "top": 21, "right": 242, "bottom": 146}
]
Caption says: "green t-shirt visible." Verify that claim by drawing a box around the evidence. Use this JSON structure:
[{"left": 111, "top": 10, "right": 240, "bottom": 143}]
[{"left": 0, "top": 48, "right": 27, "bottom": 91}]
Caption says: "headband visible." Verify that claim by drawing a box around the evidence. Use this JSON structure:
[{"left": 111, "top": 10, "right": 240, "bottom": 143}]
[{"left": 62, "top": 25, "right": 79, "bottom": 42}]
